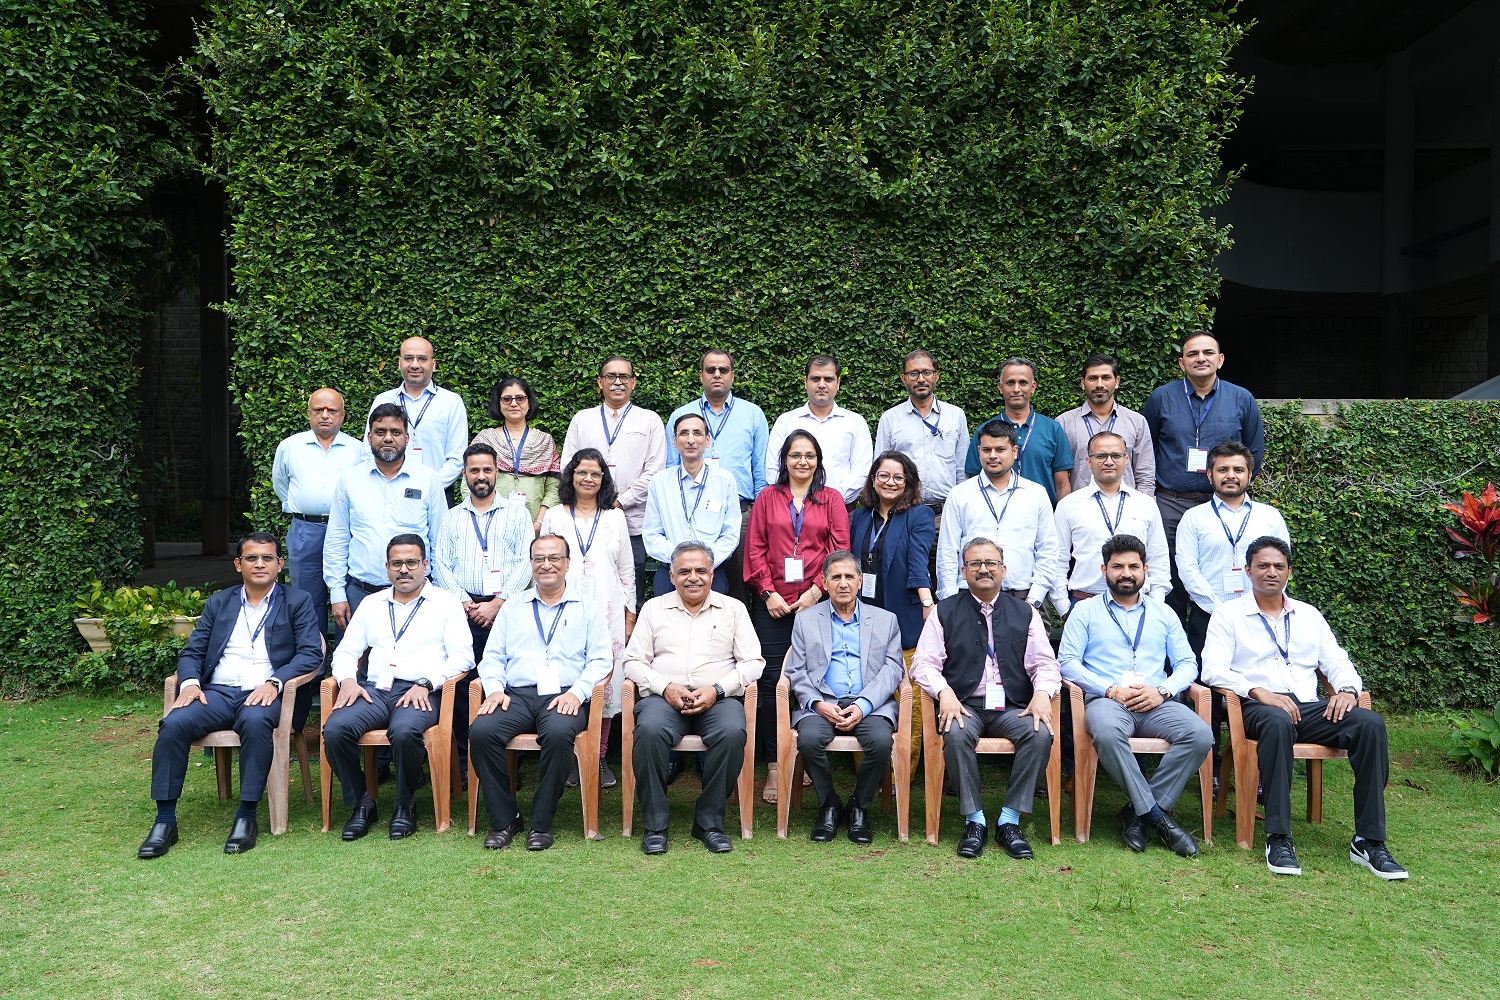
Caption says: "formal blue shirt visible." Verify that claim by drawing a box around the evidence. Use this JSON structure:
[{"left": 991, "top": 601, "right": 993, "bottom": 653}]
[
  {"left": 1141, "top": 377, "right": 1264, "bottom": 493},
  {"left": 665, "top": 393, "right": 769, "bottom": 501},
  {"left": 323, "top": 461, "right": 447, "bottom": 604},
  {"left": 477, "top": 588, "right": 613, "bottom": 703},
  {"left": 271, "top": 430, "right": 366, "bottom": 516},
  {"left": 641, "top": 463, "right": 742, "bottom": 567},
  {"left": 824, "top": 603, "right": 874, "bottom": 718},
  {"left": 369, "top": 381, "right": 470, "bottom": 489},
  {"left": 964, "top": 409, "right": 1074, "bottom": 504},
  {"left": 1057, "top": 594, "right": 1198, "bottom": 698}
]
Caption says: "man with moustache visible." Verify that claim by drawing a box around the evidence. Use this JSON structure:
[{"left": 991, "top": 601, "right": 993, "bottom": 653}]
[
  {"left": 1056, "top": 354, "right": 1155, "bottom": 495},
  {"left": 368, "top": 337, "right": 470, "bottom": 497},
  {"left": 1057, "top": 534, "right": 1210, "bottom": 858},
  {"left": 874, "top": 349, "right": 969, "bottom": 512},
  {"left": 964, "top": 357, "right": 1073, "bottom": 505},
  {"left": 766, "top": 355, "right": 873, "bottom": 505}
]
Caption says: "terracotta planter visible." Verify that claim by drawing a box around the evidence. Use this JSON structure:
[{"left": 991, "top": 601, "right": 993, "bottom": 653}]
[
  {"left": 171, "top": 616, "right": 198, "bottom": 638},
  {"left": 74, "top": 618, "right": 111, "bottom": 653}
]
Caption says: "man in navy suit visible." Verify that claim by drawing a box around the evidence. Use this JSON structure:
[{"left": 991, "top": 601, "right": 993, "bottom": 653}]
[
  {"left": 785, "top": 550, "right": 905, "bottom": 844},
  {"left": 138, "top": 532, "right": 324, "bottom": 858}
]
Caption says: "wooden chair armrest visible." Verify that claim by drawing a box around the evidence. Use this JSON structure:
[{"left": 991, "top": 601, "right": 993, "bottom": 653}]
[
  {"left": 320, "top": 675, "right": 337, "bottom": 709},
  {"left": 743, "top": 678, "right": 758, "bottom": 734},
  {"left": 1214, "top": 687, "right": 1248, "bottom": 743},
  {"left": 775, "top": 675, "right": 791, "bottom": 739},
  {"left": 468, "top": 677, "right": 483, "bottom": 726},
  {"left": 1187, "top": 683, "right": 1211, "bottom": 721},
  {"left": 623, "top": 679, "right": 638, "bottom": 716},
  {"left": 1357, "top": 691, "right": 1371, "bottom": 710},
  {"left": 587, "top": 671, "right": 611, "bottom": 730},
  {"left": 918, "top": 686, "right": 938, "bottom": 747},
  {"left": 436, "top": 675, "right": 460, "bottom": 732},
  {"left": 163, "top": 674, "right": 179, "bottom": 717},
  {"left": 274, "top": 668, "right": 321, "bottom": 732},
  {"left": 1050, "top": 689, "right": 1062, "bottom": 728},
  {"left": 1063, "top": 679, "right": 1090, "bottom": 750}
]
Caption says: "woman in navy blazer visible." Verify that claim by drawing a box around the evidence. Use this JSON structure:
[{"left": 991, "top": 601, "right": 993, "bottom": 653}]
[{"left": 849, "top": 451, "right": 935, "bottom": 770}]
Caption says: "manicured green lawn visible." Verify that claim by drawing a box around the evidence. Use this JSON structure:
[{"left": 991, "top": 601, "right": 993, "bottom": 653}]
[{"left": 1, "top": 695, "right": 1496, "bottom": 999}]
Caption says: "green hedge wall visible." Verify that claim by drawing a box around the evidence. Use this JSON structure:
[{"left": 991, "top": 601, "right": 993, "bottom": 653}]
[{"left": 0, "top": 1, "right": 179, "bottom": 692}]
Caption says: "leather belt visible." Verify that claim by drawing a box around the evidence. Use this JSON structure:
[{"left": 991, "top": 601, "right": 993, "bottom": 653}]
[
  {"left": 291, "top": 512, "right": 330, "bottom": 523},
  {"left": 466, "top": 593, "right": 498, "bottom": 603},
  {"left": 345, "top": 575, "right": 386, "bottom": 593},
  {"left": 1069, "top": 590, "right": 1096, "bottom": 602},
  {"left": 1156, "top": 488, "right": 1212, "bottom": 503}
]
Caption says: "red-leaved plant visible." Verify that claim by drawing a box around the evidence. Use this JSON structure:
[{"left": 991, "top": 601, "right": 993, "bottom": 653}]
[{"left": 1444, "top": 482, "right": 1500, "bottom": 624}]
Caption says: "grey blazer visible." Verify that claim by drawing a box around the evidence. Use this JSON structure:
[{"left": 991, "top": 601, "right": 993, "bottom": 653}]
[{"left": 785, "top": 600, "right": 905, "bottom": 726}]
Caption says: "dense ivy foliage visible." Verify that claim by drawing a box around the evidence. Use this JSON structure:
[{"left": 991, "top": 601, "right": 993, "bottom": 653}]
[
  {"left": 194, "top": 0, "right": 1247, "bottom": 530},
  {"left": 0, "top": 1, "right": 180, "bottom": 692},
  {"left": 1259, "top": 402, "right": 1500, "bottom": 710}
]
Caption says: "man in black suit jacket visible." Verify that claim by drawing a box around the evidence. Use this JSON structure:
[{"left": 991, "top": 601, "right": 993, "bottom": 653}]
[{"left": 138, "top": 532, "right": 323, "bottom": 858}]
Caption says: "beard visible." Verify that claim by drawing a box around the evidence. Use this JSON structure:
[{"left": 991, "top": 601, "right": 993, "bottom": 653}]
[
  {"left": 469, "top": 479, "right": 494, "bottom": 498},
  {"left": 1108, "top": 576, "right": 1142, "bottom": 597},
  {"left": 374, "top": 444, "right": 403, "bottom": 463}
]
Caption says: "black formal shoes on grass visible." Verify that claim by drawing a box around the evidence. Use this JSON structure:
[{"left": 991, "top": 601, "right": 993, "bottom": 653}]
[
  {"left": 224, "top": 815, "right": 258, "bottom": 855},
  {"left": 641, "top": 829, "right": 669, "bottom": 855},
  {"left": 811, "top": 796, "right": 842, "bottom": 843},
  {"left": 1149, "top": 810, "right": 1198, "bottom": 858},
  {"left": 342, "top": 799, "right": 378, "bottom": 841},
  {"left": 484, "top": 817, "right": 524, "bottom": 850},
  {"left": 1118, "top": 804, "right": 1148, "bottom": 853},
  {"left": 691, "top": 823, "right": 733, "bottom": 853},
  {"left": 525, "top": 830, "right": 554, "bottom": 851},
  {"left": 994, "top": 822, "right": 1034, "bottom": 860},
  {"left": 956, "top": 820, "right": 986, "bottom": 859},
  {"left": 137, "top": 821, "right": 178, "bottom": 859},
  {"left": 845, "top": 805, "right": 873, "bottom": 846},
  {"left": 388, "top": 804, "right": 418, "bottom": 840}
]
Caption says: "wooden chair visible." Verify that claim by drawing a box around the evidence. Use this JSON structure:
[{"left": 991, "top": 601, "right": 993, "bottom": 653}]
[
  {"left": 319, "top": 674, "right": 461, "bottom": 833},
  {"left": 620, "top": 679, "right": 758, "bottom": 839},
  {"left": 1215, "top": 685, "right": 1373, "bottom": 849},
  {"left": 1065, "top": 681, "right": 1214, "bottom": 844},
  {"left": 919, "top": 687, "right": 1063, "bottom": 846},
  {"left": 159, "top": 637, "right": 323, "bottom": 836},
  {"left": 773, "top": 675, "right": 913, "bottom": 841},
  {"left": 464, "top": 674, "right": 611, "bottom": 840}
]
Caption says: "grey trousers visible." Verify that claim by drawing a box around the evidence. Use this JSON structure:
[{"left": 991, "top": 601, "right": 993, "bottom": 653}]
[
  {"left": 633, "top": 694, "right": 746, "bottom": 833},
  {"left": 944, "top": 695, "right": 1053, "bottom": 816},
  {"left": 468, "top": 686, "right": 587, "bottom": 834},
  {"left": 1084, "top": 695, "right": 1213, "bottom": 815},
  {"left": 795, "top": 712, "right": 895, "bottom": 810}
]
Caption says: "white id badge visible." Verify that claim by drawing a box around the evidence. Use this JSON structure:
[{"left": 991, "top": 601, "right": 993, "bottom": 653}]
[
  {"left": 573, "top": 575, "right": 595, "bottom": 601},
  {"left": 705, "top": 498, "right": 722, "bottom": 513},
  {"left": 1186, "top": 447, "right": 1208, "bottom": 473},
  {"left": 984, "top": 682, "right": 1005, "bottom": 710},
  {"left": 375, "top": 664, "right": 396, "bottom": 692},
  {"left": 1122, "top": 671, "right": 1145, "bottom": 689},
  {"left": 783, "top": 557, "right": 804, "bottom": 583},
  {"left": 708, "top": 455, "right": 722, "bottom": 472},
  {"left": 510, "top": 490, "right": 526, "bottom": 501},
  {"left": 484, "top": 567, "right": 505, "bottom": 596},
  {"left": 861, "top": 572, "right": 878, "bottom": 599},
  {"left": 411, "top": 445, "right": 424, "bottom": 464},
  {"left": 1222, "top": 567, "right": 1245, "bottom": 595},
  {"left": 537, "top": 658, "right": 561, "bottom": 697}
]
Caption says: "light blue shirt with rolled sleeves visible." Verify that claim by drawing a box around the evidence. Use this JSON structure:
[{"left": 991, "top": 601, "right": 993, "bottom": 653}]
[
  {"left": 641, "top": 464, "right": 743, "bottom": 567},
  {"left": 369, "top": 382, "right": 469, "bottom": 489},
  {"left": 477, "top": 589, "right": 614, "bottom": 703},
  {"left": 824, "top": 604, "right": 873, "bottom": 719},
  {"left": 665, "top": 394, "right": 769, "bottom": 502},
  {"left": 1057, "top": 594, "right": 1198, "bottom": 698},
  {"left": 271, "top": 430, "right": 365, "bottom": 515},
  {"left": 323, "top": 461, "right": 447, "bottom": 604}
]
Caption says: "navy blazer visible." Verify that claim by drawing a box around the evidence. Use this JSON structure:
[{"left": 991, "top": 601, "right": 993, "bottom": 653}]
[
  {"left": 848, "top": 504, "right": 935, "bottom": 649},
  {"left": 176, "top": 585, "right": 325, "bottom": 690}
]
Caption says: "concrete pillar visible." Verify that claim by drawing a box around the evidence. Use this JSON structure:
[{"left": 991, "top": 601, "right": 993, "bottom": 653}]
[
  {"left": 1381, "top": 49, "right": 1414, "bottom": 398},
  {"left": 200, "top": 180, "right": 231, "bottom": 556},
  {"left": 1489, "top": 4, "right": 1500, "bottom": 380}
]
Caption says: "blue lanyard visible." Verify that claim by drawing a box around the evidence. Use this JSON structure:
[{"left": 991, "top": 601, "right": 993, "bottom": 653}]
[
  {"left": 865, "top": 513, "right": 888, "bottom": 557},
  {"left": 600, "top": 404, "right": 633, "bottom": 448},
  {"left": 570, "top": 505, "right": 600, "bottom": 558},
  {"left": 1081, "top": 410, "right": 1117, "bottom": 438},
  {"left": 388, "top": 596, "right": 426, "bottom": 645},
  {"left": 980, "top": 478, "right": 1018, "bottom": 528},
  {"left": 916, "top": 402, "right": 942, "bottom": 437},
  {"left": 1182, "top": 379, "right": 1216, "bottom": 447},
  {"left": 788, "top": 497, "right": 806, "bottom": 552},
  {"left": 700, "top": 397, "right": 733, "bottom": 442},
  {"left": 1212, "top": 498, "right": 1253, "bottom": 551},
  {"left": 533, "top": 598, "right": 566, "bottom": 648},
  {"left": 1094, "top": 491, "right": 1127, "bottom": 535},
  {"left": 241, "top": 586, "right": 277, "bottom": 647},
  {"left": 399, "top": 390, "right": 435, "bottom": 434},
  {"left": 1105, "top": 600, "right": 1147, "bottom": 662},
  {"left": 1259, "top": 611, "right": 1291, "bottom": 662},
  {"left": 468, "top": 508, "right": 496, "bottom": 553},
  {"left": 501, "top": 425, "right": 528, "bottom": 476},
  {"left": 679, "top": 469, "right": 709, "bottom": 536}
]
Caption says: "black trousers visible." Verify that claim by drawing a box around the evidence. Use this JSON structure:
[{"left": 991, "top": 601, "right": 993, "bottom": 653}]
[
  {"left": 633, "top": 694, "right": 746, "bottom": 833},
  {"left": 1155, "top": 492, "right": 1197, "bottom": 625},
  {"left": 751, "top": 598, "right": 796, "bottom": 766},
  {"left": 795, "top": 711, "right": 895, "bottom": 811},
  {"left": 630, "top": 532, "right": 647, "bottom": 608},
  {"left": 322, "top": 680, "right": 439, "bottom": 809},
  {"left": 468, "top": 686, "right": 588, "bottom": 833},
  {"left": 152, "top": 684, "right": 280, "bottom": 802},
  {"left": 1239, "top": 695, "right": 1389, "bottom": 841}
]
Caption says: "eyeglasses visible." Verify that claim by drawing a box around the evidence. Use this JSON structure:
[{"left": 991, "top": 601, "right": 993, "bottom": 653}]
[
  {"left": 874, "top": 473, "right": 906, "bottom": 484},
  {"left": 531, "top": 554, "right": 569, "bottom": 565},
  {"left": 600, "top": 372, "right": 634, "bottom": 382},
  {"left": 499, "top": 394, "right": 528, "bottom": 405},
  {"left": 702, "top": 365, "right": 732, "bottom": 375},
  {"left": 677, "top": 428, "right": 707, "bottom": 438},
  {"left": 1089, "top": 452, "right": 1125, "bottom": 461},
  {"left": 386, "top": 558, "right": 424, "bottom": 570},
  {"left": 574, "top": 470, "right": 603, "bottom": 480},
  {"left": 902, "top": 369, "right": 936, "bottom": 379},
  {"left": 239, "top": 554, "right": 279, "bottom": 564},
  {"left": 964, "top": 559, "right": 1003, "bottom": 570}
]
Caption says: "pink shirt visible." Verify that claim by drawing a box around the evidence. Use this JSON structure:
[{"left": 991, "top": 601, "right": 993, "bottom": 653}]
[{"left": 910, "top": 596, "right": 1061, "bottom": 701}]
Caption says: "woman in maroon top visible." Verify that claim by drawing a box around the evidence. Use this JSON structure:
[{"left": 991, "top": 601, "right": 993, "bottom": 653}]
[{"left": 745, "top": 429, "right": 851, "bottom": 802}]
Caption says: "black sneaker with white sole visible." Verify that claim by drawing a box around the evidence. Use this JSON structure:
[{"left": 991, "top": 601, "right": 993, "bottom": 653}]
[
  {"left": 1350, "top": 838, "right": 1409, "bottom": 880},
  {"left": 1265, "top": 833, "right": 1301, "bottom": 875}
]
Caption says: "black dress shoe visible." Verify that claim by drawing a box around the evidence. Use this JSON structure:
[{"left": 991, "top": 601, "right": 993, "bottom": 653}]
[
  {"left": 691, "top": 822, "right": 734, "bottom": 853},
  {"left": 641, "top": 829, "right": 669, "bottom": 855},
  {"left": 342, "top": 799, "right": 378, "bottom": 841},
  {"left": 1118, "top": 804, "right": 1148, "bottom": 853},
  {"left": 994, "top": 821, "right": 1034, "bottom": 859},
  {"left": 1149, "top": 810, "right": 1199, "bottom": 858},
  {"left": 811, "top": 796, "right": 842, "bottom": 843},
  {"left": 484, "top": 817, "right": 524, "bottom": 850},
  {"left": 137, "top": 821, "right": 178, "bottom": 859},
  {"left": 224, "top": 815, "right": 258, "bottom": 854},
  {"left": 526, "top": 830, "right": 555, "bottom": 851},
  {"left": 845, "top": 804, "right": 873, "bottom": 846},
  {"left": 388, "top": 803, "right": 418, "bottom": 840},
  {"left": 956, "top": 820, "right": 986, "bottom": 859}
]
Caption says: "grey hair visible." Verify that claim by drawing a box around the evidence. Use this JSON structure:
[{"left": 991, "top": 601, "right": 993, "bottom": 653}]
[
  {"left": 998, "top": 356, "right": 1038, "bottom": 382},
  {"left": 670, "top": 539, "right": 715, "bottom": 568},
  {"left": 962, "top": 536, "right": 1005, "bottom": 563},
  {"left": 823, "top": 549, "right": 859, "bottom": 577}
]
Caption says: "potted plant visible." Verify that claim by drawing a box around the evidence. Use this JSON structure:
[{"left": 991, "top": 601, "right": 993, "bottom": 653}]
[{"left": 74, "top": 580, "right": 209, "bottom": 652}]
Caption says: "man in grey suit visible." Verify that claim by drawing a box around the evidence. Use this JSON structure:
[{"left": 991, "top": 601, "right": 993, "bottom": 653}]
[{"left": 785, "top": 550, "right": 905, "bottom": 844}]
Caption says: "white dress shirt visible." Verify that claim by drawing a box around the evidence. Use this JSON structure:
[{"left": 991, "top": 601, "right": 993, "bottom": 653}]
[
  {"left": 330, "top": 583, "right": 474, "bottom": 685},
  {"left": 477, "top": 588, "right": 613, "bottom": 702},
  {"left": 1199, "top": 593, "right": 1363, "bottom": 702},
  {"left": 1051, "top": 483, "right": 1170, "bottom": 611},
  {"left": 271, "top": 430, "right": 365, "bottom": 515},
  {"left": 432, "top": 496, "right": 534, "bottom": 600},
  {"left": 1176, "top": 497, "right": 1291, "bottom": 614},
  {"left": 369, "top": 381, "right": 470, "bottom": 489},
  {"left": 766, "top": 403, "right": 873, "bottom": 502},
  {"left": 935, "top": 473, "right": 1061, "bottom": 603},
  {"left": 873, "top": 397, "right": 969, "bottom": 503},
  {"left": 560, "top": 402, "right": 667, "bottom": 533},
  {"left": 183, "top": 586, "right": 278, "bottom": 691},
  {"left": 641, "top": 464, "right": 742, "bottom": 567}
]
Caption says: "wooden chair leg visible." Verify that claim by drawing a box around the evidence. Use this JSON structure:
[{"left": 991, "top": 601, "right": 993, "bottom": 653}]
[
  {"left": 738, "top": 685, "right": 758, "bottom": 840},
  {"left": 621, "top": 717, "right": 635, "bottom": 838},
  {"left": 1046, "top": 732, "right": 1062, "bottom": 847},
  {"left": 1233, "top": 741, "right": 1259, "bottom": 849},
  {"left": 881, "top": 768, "right": 893, "bottom": 814},
  {"left": 576, "top": 737, "right": 601, "bottom": 841},
  {"left": 1215, "top": 753, "right": 1232, "bottom": 819},
  {"left": 775, "top": 721, "right": 794, "bottom": 839},
  {"left": 893, "top": 759, "right": 911, "bottom": 844},
  {"left": 1307, "top": 759, "right": 1324, "bottom": 824},
  {"left": 214, "top": 747, "right": 234, "bottom": 801},
  {"left": 468, "top": 764, "right": 480, "bottom": 836},
  {"left": 267, "top": 726, "right": 292, "bottom": 836},
  {"left": 1197, "top": 749, "right": 1214, "bottom": 846},
  {"left": 1074, "top": 737, "right": 1097, "bottom": 844},
  {"left": 363, "top": 746, "right": 379, "bottom": 801},
  {"left": 923, "top": 735, "right": 944, "bottom": 846},
  {"left": 294, "top": 730, "right": 314, "bottom": 805},
  {"left": 427, "top": 732, "right": 452, "bottom": 833}
]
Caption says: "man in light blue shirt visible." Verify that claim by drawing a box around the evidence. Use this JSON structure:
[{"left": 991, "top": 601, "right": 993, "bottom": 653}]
[
  {"left": 271, "top": 388, "right": 364, "bottom": 643},
  {"left": 643, "top": 412, "right": 742, "bottom": 597},
  {"left": 1058, "top": 534, "right": 1211, "bottom": 859},
  {"left": 665, "top": 350, "right": 768, "bottom": 605},
  {"left": 468, "top": 533, "right": 613, "bottom": 851},
  {"left": 367, "top": 336, "right": 469, "bottom": 495},
  {"left": 873, "top": 349, "right": 968, "bottom": 506},
  {"left": 324, "top": 403, "right": 447, "bottom": 631}
]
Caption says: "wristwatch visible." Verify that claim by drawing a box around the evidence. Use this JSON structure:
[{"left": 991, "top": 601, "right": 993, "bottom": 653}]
[
  {"left": 414, "top": 677, "right": 433, "bottom": 691},
  {"left": 1337, "top": 686, "right": 1358, "bottom": 696},
  {"left": 1156, "top": 686, "right": 1172, "bottom": 701},
  {"left": 921, "top": 597, "right": 935, "bottom": 608},
  {"left": 713, "top": 683, "right": 726, "bottom": 700},
  {"left": 1028, "top": 598, "right": 1044, "bottom": 610},
  {"left": 760, "top": 589, "right": 775, "bottom": 601}
]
